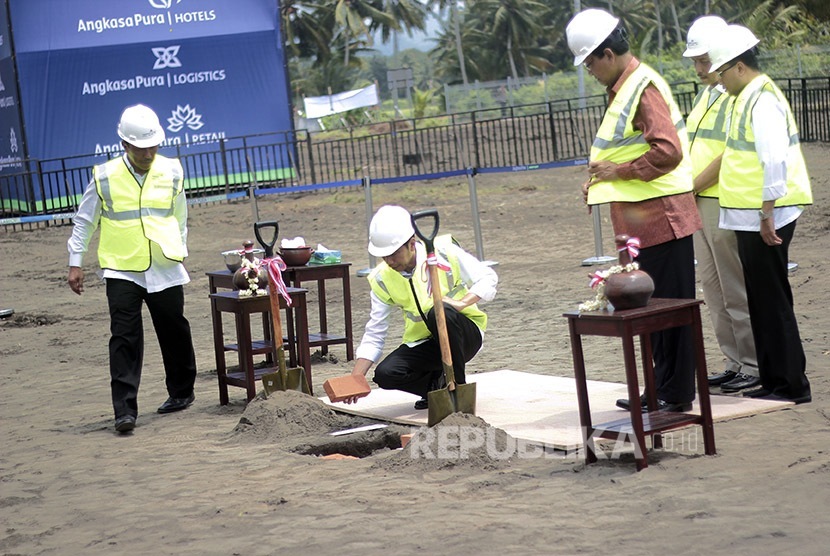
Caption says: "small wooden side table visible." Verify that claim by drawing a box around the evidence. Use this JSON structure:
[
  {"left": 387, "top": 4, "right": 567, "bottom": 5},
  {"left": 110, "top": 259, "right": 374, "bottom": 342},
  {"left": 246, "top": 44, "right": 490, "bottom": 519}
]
[
  {"left": 282, "top": 263, "right": 354, "bottom": 361},
  {"left": 562, "top": 298, "right": 716, "bottom": 471},
  {"left": 207, "top": 264, "right": 354, "bottom": 361},
  {"left": 209, "top": 288, "right": 311, "bottom": 404}
]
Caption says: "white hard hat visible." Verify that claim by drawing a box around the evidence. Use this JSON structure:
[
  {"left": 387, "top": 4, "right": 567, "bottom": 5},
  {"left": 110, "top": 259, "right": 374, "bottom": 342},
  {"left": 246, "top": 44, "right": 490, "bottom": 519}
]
[
  {"left": 566, "top": 8, "right": 620, "bottom": 66},
  {"left": 368, "top": 205, "right": 414, "bottom": 257},
  {"left": 708, "top": 24, "right": 760, "bottom": 72},
  {"left": 117, "top": 104, "right": 165, "bottom": 148},
  {"left": 683, "top": 15, "right": 728, "bottom": 57}
]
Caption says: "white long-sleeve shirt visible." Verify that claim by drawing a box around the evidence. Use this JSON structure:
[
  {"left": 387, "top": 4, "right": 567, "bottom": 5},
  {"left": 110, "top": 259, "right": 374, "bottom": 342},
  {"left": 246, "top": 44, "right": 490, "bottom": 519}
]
[
  {"left": 67, "top": 154, "right": 191, "bottom": 293},
  {"left": 719, "top": 91, "right": 803, "bottom": 231},
  {"left": 355, "top": 240, "right": 498, "bottom": 364}
]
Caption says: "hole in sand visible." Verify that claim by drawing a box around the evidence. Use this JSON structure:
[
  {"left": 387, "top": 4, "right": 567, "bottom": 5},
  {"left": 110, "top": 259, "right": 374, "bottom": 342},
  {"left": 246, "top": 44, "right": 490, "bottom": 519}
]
[{"left": 293, "top": 428, "right": 403, "bottom": 459}]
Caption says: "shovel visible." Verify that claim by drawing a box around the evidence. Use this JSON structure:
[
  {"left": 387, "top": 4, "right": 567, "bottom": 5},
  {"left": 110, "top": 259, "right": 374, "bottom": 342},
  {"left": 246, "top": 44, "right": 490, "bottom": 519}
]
[
  {"left": 254, "top": 220, "right": 279, "bottom": 258},
  {"left": 261, "top": 257, "right": 311, "bottom": 396},
  {"left": 410, "top": 209, "right": 476, "bottom": 426}
]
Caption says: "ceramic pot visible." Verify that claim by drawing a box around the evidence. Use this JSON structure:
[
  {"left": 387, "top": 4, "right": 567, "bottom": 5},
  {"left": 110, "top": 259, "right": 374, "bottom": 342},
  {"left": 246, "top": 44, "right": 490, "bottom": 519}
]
[
  {"left": 232, "top": 240, "right": 268, "bottom": 292},
  {"left": 604, "top": 234, "right": 654, "bottom": 310}
]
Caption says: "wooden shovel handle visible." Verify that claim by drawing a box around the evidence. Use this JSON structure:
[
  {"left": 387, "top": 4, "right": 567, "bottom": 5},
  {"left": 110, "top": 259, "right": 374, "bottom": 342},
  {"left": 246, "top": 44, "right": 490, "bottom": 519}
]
[
  {"left": 411, "top": 209, "right": 455, "bottom": 389},
  {"left": 425, "top": 247, "right": 455, "bottom": 390},
  {"left": 267, "top": 270, "right": 285, "bottom": 359}
]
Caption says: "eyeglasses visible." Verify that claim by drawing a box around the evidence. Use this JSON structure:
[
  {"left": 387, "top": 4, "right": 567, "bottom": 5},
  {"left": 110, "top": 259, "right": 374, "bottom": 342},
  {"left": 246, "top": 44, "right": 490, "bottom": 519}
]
[
  {"left": 583, "top": 57, "right": 596, "bottom": 71},
  {"left": 717, "top": 62, "right": 738, "bottom": 78}
]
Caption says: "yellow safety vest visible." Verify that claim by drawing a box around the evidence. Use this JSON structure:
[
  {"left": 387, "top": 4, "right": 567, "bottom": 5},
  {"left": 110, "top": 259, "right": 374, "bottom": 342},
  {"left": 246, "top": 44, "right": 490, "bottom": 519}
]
[
  {"left": 687, "top": 85, "right": 731, "bottom": 198},
  {"left": 95, "top": 154, "right": 186, "bottom": 271},
  {"left": 368, "top": 235, "right": 487, "bottom": 344},
  {"left": 588, "top": 63, "right": 694, "bottom": 205},
  {"left": 719, "top": 74, "right": 812, "bottom": 210}
]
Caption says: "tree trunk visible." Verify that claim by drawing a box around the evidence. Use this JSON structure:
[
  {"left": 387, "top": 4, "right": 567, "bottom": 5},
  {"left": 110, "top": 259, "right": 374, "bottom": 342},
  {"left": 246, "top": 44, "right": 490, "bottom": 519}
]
[
  {"left": 507, "top": 35, "right": 519, "bottom": 80},
  {"left": 669, "top": 1, "right": 682, "bottom": 43},
  {"left": 451, "top": 3, "right": 468, "bottom": 85}
]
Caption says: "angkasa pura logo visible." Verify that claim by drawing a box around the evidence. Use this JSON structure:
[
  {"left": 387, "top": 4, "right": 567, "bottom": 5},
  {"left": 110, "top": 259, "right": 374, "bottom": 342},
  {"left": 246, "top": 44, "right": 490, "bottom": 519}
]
[
  {"left": 167, "top": 105, "right": 204, "bottom": 133},
  {"left": 148, "top": 0, "right": 183, "bottom": 9}
]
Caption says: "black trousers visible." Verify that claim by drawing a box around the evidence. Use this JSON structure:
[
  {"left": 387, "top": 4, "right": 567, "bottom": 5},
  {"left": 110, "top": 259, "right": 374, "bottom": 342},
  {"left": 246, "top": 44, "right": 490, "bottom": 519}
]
[
  {"left": 373, "top": 305, "right": 483, "bottom": 398},
  {"left": 636, "top": 235, "right": 697, "bottom": 404},
  {"left": 106, "top": 279, "right": 197, "bottom": 418},
  {"left": 736, "top": 221, "right": 810, "bottom": 399}
]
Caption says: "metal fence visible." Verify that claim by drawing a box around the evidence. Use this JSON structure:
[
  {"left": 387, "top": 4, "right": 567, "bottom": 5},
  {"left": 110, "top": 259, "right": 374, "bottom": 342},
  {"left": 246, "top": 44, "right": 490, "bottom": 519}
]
[{"left": 2, "top": 77, "right": 829, "bottom": 230}]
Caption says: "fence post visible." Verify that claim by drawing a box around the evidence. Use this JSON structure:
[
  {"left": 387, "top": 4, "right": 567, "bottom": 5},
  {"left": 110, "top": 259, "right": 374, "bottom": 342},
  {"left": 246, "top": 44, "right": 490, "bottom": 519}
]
[
  {"left": 219, "top": 138, "right": 230, "bottom": 196},
  {"left": 466, "top": 168, "right": 492, "bottom": 264},
  {"left": 581, "top": 206, "right": 616, "bottom": 266},
  {"left": 303, "top": 132, "right": 316, "bottom": 185},
  {"left": 800, "top": 78, "right": 810, "bottom": 141},
  {"left": 356, "top": 176, "right": 376, "bottom": 277},
  {"left": 547, "top": 101, "right": 559, "bottom": 161},
  {"left": 471, "top": 112, "right": 481, "bottom": 169}
]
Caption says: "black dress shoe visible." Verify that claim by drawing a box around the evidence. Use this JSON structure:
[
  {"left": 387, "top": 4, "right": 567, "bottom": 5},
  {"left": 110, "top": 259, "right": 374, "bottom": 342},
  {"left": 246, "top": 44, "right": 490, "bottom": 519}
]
[
  {"left": 649, "top": 400, "right": 693, "bottom": 413},
  {"left": 708, "top": 369, "right": 738, "bottom": 386},
  {"left": 743, "top": 387, "right": 771, "bottom": 398},
  {"left": 114, "top": 415, "right": 136, "bottom": 433},
  {"left": 615, "top": 394, "right": 647, "bottom": 411},
  {"left": 720, "top": 373, "right": 762, "bottom": 392},
  {"left": 414, "top": 397, "right": 428, "bottom": 410},
  {"left": 157, "top": 393, "right": 195, "bottom": 414}
]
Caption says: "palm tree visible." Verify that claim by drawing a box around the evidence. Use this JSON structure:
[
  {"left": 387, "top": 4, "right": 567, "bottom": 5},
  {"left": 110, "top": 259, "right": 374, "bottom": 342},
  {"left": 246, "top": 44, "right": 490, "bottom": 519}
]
[
  {"left": 281, "top": 0, "right": 333, "bottom": 63},
  {"left": 333, "top": 0, "right": 397, "bottom": 66},
  {"left": 488, "top": 0, "right": 549, "bottom": 79},
  {"left": 373, "top": 0, "right": 429, "bottom": 59},
  {"left": 428, "top": 0, "right": 471, "bottom": 84}
]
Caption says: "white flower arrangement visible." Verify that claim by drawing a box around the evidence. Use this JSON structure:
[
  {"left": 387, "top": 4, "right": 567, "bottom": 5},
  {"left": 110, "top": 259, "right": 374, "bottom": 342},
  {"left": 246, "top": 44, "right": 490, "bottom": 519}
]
[
  {"left": 578, "top": 262, "right": 640, "bottom": 312},
  {"left": 237, "top": 255, "right": 267, "bottom": 297}
]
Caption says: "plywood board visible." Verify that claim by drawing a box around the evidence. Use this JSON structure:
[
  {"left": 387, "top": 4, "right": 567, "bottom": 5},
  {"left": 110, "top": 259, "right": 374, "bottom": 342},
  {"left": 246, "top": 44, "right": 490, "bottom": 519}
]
[{"left": 320, "top": 369, "right": 793, "bottom": 451}]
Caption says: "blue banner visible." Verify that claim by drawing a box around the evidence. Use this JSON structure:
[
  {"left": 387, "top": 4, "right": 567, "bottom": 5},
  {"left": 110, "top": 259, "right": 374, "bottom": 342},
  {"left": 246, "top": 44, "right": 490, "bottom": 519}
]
[
  {"left": 11, "top": 0, "right": 279, "bottom": 52},
  {"left": 5, "top": 0, "right": 293, "bottom": 206},
  {"left": 0, "top": 0, "right": 25, "bottom": 182}
]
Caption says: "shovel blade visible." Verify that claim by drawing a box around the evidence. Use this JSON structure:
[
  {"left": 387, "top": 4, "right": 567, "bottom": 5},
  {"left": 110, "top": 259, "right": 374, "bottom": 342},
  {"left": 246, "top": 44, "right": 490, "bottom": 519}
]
[
  {"left": 284, "top": 366, "right": 312, "bottom": 395},
  {"left": 261, "top": 367, "right": 311, "bottom": 396},
  {"left": 427, "top": 382, "right": 476, "bottom": 426},
  {"left": 261, "top": 370, "right": 285, "bottom": 396}
]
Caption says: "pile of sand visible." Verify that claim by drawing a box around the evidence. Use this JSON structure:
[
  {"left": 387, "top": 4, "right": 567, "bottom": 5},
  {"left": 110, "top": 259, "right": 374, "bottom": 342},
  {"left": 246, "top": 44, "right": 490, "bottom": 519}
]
[
  {"left": 372, "top": 412, "right": 517, "bottom": 472},
  {"left": 229, "top": 390, "right": 353, "bottom": 442}
]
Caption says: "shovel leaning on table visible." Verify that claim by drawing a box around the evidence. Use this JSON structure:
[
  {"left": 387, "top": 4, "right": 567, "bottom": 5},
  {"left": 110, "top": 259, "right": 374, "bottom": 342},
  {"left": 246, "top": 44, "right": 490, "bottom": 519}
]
[
  {"left": 254, "top": 220, "right": 279, "bottom": 258},
  {"left": 410, "top": 209, "right": 476, "bottom": 426},
  {"left": 261, "top": 257, "right": 311, "bottom": 396}
]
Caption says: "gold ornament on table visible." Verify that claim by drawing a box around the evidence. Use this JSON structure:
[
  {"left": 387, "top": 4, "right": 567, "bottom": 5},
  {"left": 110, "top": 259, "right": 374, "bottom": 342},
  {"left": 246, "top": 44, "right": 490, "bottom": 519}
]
[{"left": 579, "top": 235, "right": 654, "bottom": 312}]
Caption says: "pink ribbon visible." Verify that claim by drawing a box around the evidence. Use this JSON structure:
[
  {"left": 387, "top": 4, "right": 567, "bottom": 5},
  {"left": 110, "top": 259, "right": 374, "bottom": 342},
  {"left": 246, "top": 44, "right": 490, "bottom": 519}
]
[
  {"left": 588, "top": 271, "right": 605, "bottom": 289},
  {"left": 264, "top": 256, "right": 293, "bottom": 307},
  {"left": 421, "top": 252, "right": 451, "bottom": 296},
  {"left": 618, "top": 236, "right": 641, "bottom": 259}
]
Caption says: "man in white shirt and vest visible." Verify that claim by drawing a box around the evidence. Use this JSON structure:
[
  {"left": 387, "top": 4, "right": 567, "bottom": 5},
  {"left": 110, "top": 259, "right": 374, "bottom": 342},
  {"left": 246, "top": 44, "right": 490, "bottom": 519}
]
[
  {"left": 708, "top": 26, "right": 812, "bottom": 404},
  {"left": 345, "top": 205, "right": 498, "bottom": 409},
  {"left": 683, "top": 16, "right": 760, "bottom": 393},
  {"left": 67, "top": 104, "right": 199, "bottom": 433}
]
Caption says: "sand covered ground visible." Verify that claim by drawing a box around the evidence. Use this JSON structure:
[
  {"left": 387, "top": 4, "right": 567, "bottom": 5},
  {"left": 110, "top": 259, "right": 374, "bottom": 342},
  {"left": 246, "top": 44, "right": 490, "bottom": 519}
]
[{"left": 1, "top": 143, "right": 828, "bottom": 555}]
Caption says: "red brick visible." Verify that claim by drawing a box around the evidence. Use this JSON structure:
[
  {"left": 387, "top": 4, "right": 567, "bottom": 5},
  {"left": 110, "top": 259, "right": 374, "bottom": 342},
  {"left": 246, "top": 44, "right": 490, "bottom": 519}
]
[
  {"left": 323, "top": 374, "right": 371, "bottom": 403},
  {"left": 400, "top": 434, "right": 413, "bottom": 449},
  {"left": 320, "top": 453, "right": 359, "bottom": 460}
]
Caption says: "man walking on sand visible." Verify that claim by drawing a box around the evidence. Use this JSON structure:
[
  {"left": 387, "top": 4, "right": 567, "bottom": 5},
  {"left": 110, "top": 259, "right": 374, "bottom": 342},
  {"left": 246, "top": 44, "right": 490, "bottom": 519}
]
[{"left": 67, "top": 104, "right": 198, "bottom": 434}]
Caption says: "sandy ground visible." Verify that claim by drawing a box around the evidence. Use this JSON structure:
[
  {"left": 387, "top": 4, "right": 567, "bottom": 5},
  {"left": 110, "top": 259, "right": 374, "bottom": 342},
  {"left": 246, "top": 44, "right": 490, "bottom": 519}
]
[{"left": 1, "top": 143, "right": 829, "bottom": 555}]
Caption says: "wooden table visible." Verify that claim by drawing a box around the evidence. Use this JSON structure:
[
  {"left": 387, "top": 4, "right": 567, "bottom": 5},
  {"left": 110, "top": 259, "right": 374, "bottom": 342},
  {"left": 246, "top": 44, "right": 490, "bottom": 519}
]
[
  {"left": 209, "top": 288, "right": 311, "bottom": 404},
  {"left": 562, "top": 298, "right": 716, "bottom": 471},
  {"left": 208, "top": 263, "right": 354, "bottom": 361}
]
